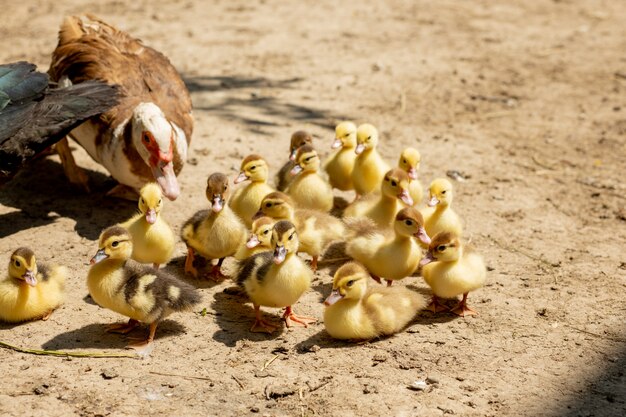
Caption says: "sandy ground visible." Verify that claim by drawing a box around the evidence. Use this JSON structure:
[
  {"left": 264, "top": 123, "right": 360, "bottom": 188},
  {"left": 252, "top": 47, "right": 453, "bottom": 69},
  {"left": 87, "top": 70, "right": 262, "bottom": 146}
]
[{"left": 1, "top": 0, "right": 625, "bottom": 416}]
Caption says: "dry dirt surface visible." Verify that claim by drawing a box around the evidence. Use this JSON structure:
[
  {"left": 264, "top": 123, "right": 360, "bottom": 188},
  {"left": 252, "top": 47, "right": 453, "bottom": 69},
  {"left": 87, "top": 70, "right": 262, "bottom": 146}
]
[{"left": 1, "top": 0, "right": 625, "bottom": 416}]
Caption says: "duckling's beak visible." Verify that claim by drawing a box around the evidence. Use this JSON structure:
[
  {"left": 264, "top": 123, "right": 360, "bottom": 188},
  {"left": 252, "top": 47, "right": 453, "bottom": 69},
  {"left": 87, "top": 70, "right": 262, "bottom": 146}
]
[
  {"left": 273, "top": 245, "right": 287, "bottom": 264},
  {"left": 246, "top": 234, "right": 260, "bottom": 249},
  {"left": 398, "top": 189, "right": 414, "bottom": 206},
  {"left": 408, "top": 167, "right": 418, "bottom": 180},
  {"left": 355, "top": 143, "right": 365, "bottom": 154},
  {"left": 427, "top": 196, "right": 440, "bottom": 207},
  {"left": 414, "top": 227, "right": 431, "bottom": 245},
  {"left": 23, "top": 270, "right": 37, "bottom": 287},
  {"left": 324, "top": 289, "right": 343, "bottom": 306},
  {"left": 290, "top": 164, "right": 303, "bottom": 176},
  {"left": 420, "top": 251, "right": 435, "bottom": 266},
  {"left": 331, "top": 138, "right": 343, "bottom": 149},
  {"left": 90, "top": 249, "right": 108, "bottom": 265},
  {"left": 234, "top": 171, "right": 249, "bottom": 184},
  {"left": 252, "top": 210, "right": 265, "bottom": 220},
  {"left": 289, "top": 149, "right": 298, "bottom": 161},
  {"left": 212, "top": 196, "right": 224, "bottom": 213},
  {"left": 145, "top": 209, "right": 157, "bottom": 224}
]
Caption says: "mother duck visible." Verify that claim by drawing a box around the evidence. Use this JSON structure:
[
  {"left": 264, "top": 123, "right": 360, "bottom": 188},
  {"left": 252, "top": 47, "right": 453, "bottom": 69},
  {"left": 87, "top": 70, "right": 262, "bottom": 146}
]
[{"left": 48, "top": 14, "right": 193, "bottom": 200}]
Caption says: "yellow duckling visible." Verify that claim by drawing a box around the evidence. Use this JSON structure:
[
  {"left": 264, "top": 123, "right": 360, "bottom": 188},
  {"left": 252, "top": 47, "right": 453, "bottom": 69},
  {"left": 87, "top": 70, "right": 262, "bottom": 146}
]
[
  {"left": 0, "top": 248, "right": 66, "bottom": 322},
  {"left": 420, "top": 178, "right": 463, "bottom": 237},
  {"left": 275, "top": 130, "right": 313, "bottom": 192},
  {"left": 181, "top": 172, "right": 247, "bottom": 280},
  {"left": 235, "top": 216, "right": 275, "bottom": 260},
  {"left": 259, "top": 192, "right": 345, "bottom": 271},
  {"left": 88, "top": 226, "right": 200, "bottom": 351},
  {"left": 346, "top": 207, "right": 430, "bottom": 286},
  {"left": 119, "top": 183, "right": 175, "bottom": 269},
  {"left": 398, "top": 147, "right": 424, "bottom": 205},
  {"left": 323, "top": 262, "right": 426, "bottom": 340},
  {"left": 236, "top": 220, "right": 316, "bottom": 333},
  {"left": 344, "top": 168, "right": 413, "bottom": 229},
  {"left": 323, "top": 121, "right": 357, "bottom": 191},
  {"left": 352, "top": 123, "right": 390, "bottom": 196},
  {"left": 230, "top": 155, "right": 274, "bottom": 227},
  {"left": 420, "top": 232, "right": 486, "bottom": 316},
  {"left": 286, "top": 145, "right": 333, "bottom": 212}
]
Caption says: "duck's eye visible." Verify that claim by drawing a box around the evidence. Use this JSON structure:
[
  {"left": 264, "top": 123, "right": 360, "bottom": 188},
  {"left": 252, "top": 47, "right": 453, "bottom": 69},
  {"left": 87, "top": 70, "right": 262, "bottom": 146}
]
[
  {"left": 441, "top": 190, "right": 447, "bottom": 194},
  {"left": 250, "top": 166, "right": 256, "bottom": 171},
  {"left": 265, "top": 202, "right": 273, "bottom": 208},
  {"left": 367, "top": 136, "right": 372, "bottom": 140},
  {"left": 14, "top": 260, "right": 20, "bottom": 267},
  {"left": 305, "top": 157, "right": 312, "bottom": 162},
  {"left": 112, "top": 241, "right": 119, "bottom": 248},
  {"left": 263, "top": 229, "right": 270, "bottom": 235},
  {"left": 140, "top": 198, "right": 145, "bottom": 205},
  {"left": 158, "top": 199, "right": 162, "bottom": 205},
  {"left": 288, "top": 233, "right": 294, "bottom": 240},
  {"left": 143, "top": 134, "right": 150, "bottom": 143},
  {"left": 403, "top": 159, "right": 407, "bottom": 164},
  {"left": 347, "top": 280, "right": 355, "bottom": 287},
  {"left": 344, "top": 133, "right": 350, "bottom": 138},
  {"left": 437, "top": 245, "right": 446, "bottom": 252},
  {"left": 391, "top": 180, "right": 397, "bottom": 187},
  {"left": 405, "top": 220, "right": 413, "bottom": 226}
]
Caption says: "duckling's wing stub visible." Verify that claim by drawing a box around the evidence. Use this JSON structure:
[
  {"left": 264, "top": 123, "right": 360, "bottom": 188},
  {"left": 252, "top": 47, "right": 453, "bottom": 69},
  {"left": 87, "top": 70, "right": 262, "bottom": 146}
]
[
  {"left": 0, "top": 65, "right": 120, "bottom": 184},
  {"left": 236, "top": 251, "right": 273, "bottom": 286}
]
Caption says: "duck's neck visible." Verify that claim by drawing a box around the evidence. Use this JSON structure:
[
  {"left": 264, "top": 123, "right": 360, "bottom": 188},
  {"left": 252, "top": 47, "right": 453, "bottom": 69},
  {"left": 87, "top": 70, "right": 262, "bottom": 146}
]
[
  {"left": 392, "top": 233, "right": 412, "bottom": 244},
  {"left": 434, "top": 202, "right": 449, "bottom": 213}
]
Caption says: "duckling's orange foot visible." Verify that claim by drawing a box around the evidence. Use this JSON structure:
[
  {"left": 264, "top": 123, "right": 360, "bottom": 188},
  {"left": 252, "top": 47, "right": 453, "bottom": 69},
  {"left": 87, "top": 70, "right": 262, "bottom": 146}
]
[
  {"left": 283, "top": 307, "right": 317, "bottom": 328},
  {"left": 426, "top": 298, "right": 448, "bottom": 313},
  {"left": 370, "top": 274, "right": 382, "bottom": 284},
  {"left": 184, "top": 248, "right": 199, "bottom": 278},
  {"left": 306, "top": 257, "right": 319, "bottom": 272},
  {"left": 451, "top": 303, "right": 478, "bottom": 317},
  {"left": 41, "top": 310, "right": 53, "bottom": 321},
  {"left": 250, "top": 319, "right": 277, "bottom": 333},
  {"left": 106, "top": 319, "right": 140, "bottom": 334},
  {"left": 106, "top": 184, "right": 139, "bottom": 201}
]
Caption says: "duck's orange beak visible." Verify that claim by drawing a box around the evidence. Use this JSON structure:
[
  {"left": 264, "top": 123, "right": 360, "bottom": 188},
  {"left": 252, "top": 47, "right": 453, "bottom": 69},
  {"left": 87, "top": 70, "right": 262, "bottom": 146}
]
[{"left": 324, "top": 289, "right": 343, "bottom": 306}]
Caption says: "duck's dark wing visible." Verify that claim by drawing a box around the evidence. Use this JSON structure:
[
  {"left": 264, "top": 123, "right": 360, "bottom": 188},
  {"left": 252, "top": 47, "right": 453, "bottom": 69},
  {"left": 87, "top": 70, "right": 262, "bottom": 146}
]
[{"left": 0, "top": 62, "right": 119, "bottom": 184}]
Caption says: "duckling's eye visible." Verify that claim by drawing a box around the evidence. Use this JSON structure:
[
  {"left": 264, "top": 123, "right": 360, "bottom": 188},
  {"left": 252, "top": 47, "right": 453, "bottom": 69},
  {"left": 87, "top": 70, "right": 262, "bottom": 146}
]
[
  {"left": 250, "top": 166, "right": 256, "bottom": 171},
  {"left": 403, "top": 159, "right": 407, "bottom": 164},
  {"left": 158, "top": 199, "right": 162, "bottom": 205},
  {"left": 14, "top": 260, "right": 21, "bottom": 267},
  {"left": 305, "top": 157, "right": 312, "bottom": 162},
  {"left": 263, "top": 229, "right": 270, "bottom": 235},
  {"left": 391, "top": 180, "right": 397, "bottom": 187},
  {"left": 265, "top": 202, "right": 273, "bottom": 208},
  {"left": 344, "top": 133, "right": 350, "bottom": 138},
  {"left": 437, "top": 245, "right": 446, "bottom": 252},
  {"left": 140, "top": 198, "right": 145, "bottom": 205},
  {"left": 367, "top": 136, "right": 372, "bottom": 140},
  {"left": 224, "top": 185, "right": 228, "bottom": 190},
  {"left": 441, "top": 190, "right": 447, "bottom": 194},
  {"left": 405, "top": 220, "right": 413, "bottom": 226},
  {"left": 288, "top": 233, "right": 294, "bottom": 241},
  {"left": 346, "top": 280, "right": 355, "bottom": 287},
  {"left": 112, "top": 241, "right": 119, "bottom": 248}
]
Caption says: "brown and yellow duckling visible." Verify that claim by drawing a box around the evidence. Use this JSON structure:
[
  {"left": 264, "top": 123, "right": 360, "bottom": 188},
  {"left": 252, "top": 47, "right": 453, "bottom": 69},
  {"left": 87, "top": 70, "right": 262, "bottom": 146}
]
[
  {"left": 344, "top": 168, "right": 414, "bottom": 229},
  {"left": 276, "top": 130, "right": 313, "bottom": 192},
  {"left": 323, "top": 262, "right": 426, "bottom": 340},
  {"left": 235, "top": 216, "right": 276, "bottom": 260},
  {"left": 420, "top": 232, "right": 486, "bottom": 316},
  {"left": 181, "top": 173, "right": 247, "bottom": 280},
  {"left": 352, "top": 123, "right": 390, "bottom": 197},
  {"left": 237, "top": 220, "right": 316, "bottom": 333},
  {"left": 0, "top": 248, "right": 66, "bottom": 323},
  {"left": 87, "top": 226, "right": 201, "bottom": 351}
]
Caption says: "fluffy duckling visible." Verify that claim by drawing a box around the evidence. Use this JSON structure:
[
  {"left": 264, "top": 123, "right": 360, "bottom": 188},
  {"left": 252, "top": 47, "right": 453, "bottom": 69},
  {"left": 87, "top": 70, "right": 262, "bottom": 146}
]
[
  {"left": 398, "top": 147, "right": 424, "bottom": 205},
  {"left": 346, "top": 207, "right": 430, "bottom": 286},
  {"left": 119, "top": 183, "right": 175, "bottom": 269},
  {"left": 235, "top": 216, "right": 275, "bottom": 260},
  {"left": 420, "top": 232, "right": 486, "bottom": 316},
  {"left": 237, "top": 220, "right": 315, "bottom": 333},
  {"left": 286, "top": 145, "right": 333, "bottom": 212},
  {"left": 230, "top": 155, "right": 274, "bottom": 227},
  {"left": 420, "top": 178, "right": 463, "bottom": 237},
  {"left": 352, "top": 124, "right": 390, "bottom": 196},
  {"left": 88, "top": 226, "right": 200, "bottom": 351},
  {"left": 181, "top": 173, "right": 247, "bottom": 280},
  {"left": 323, "top": 262, "right": 426, "bottom": 340},
  {"left": 0, "top": 248, "right": 66, "bottom": 322},
  {"left": 259, "top": 192, "right": 345, "bottom": 271},
  {"left": 344, "top": 168, "right": 414, "bottom": 229},
  {"left": 323, "top": 121, "right": 357, "bottom": 191},
  {"left": 276, "top": 130, "right": 313, "bottom": 192}
]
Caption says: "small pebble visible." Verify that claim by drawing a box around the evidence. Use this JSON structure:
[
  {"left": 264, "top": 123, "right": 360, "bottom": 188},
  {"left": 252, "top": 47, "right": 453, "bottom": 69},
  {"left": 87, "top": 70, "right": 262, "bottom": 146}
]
[
  {"left": 101, "top": 369, "right": 118, "bottom": 380},
  {"left": 408, "top": 380, "right": 428, "bottom": 391},
  {"left": 426, "top": 376, "right": 439, "bottom": 384}
]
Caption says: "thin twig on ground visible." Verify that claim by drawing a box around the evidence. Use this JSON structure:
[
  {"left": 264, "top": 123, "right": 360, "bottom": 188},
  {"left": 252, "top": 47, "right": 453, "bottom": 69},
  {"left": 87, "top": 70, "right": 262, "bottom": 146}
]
[
  {"left": 0, "top": 341, "right": 139, "bottom": 359},
  {"left": 149, "top": 371, "right": 213, "bottom": 382}
]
